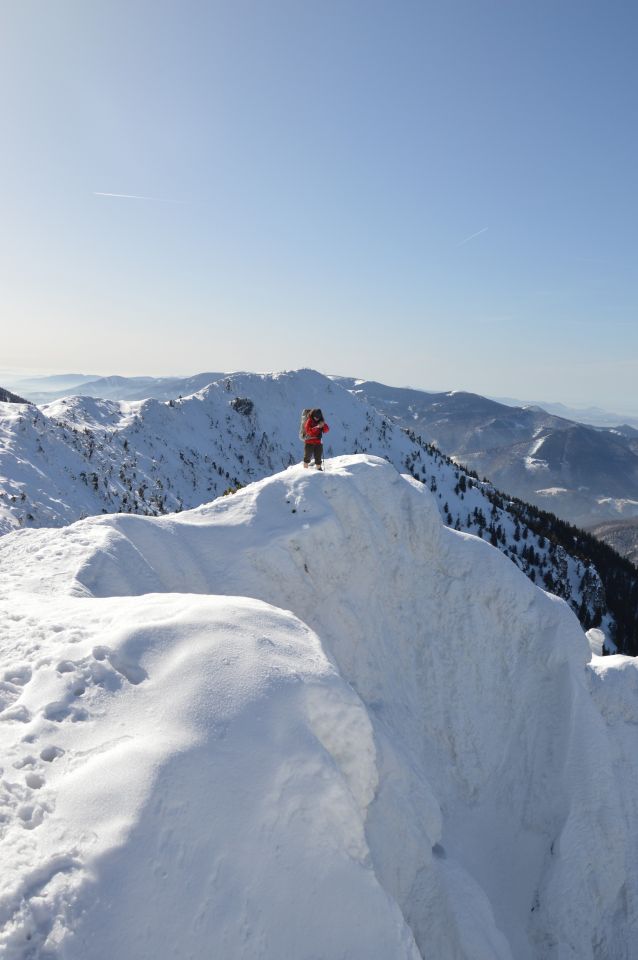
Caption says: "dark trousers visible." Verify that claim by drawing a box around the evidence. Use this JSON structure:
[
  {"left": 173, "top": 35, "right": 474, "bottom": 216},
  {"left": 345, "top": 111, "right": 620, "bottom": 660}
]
[{"left": 303, "top": 443, "right": 323, "bottom": 466}]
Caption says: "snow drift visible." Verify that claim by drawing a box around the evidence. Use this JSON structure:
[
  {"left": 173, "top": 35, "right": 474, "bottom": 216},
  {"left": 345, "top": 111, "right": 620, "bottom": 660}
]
[{"left": 0, "top": 455, "right": 636, "bottom": 958}]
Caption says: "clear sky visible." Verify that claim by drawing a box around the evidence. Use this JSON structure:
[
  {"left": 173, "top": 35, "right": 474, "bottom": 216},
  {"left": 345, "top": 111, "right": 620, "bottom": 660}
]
[{"left": 2, "top": 1, "right": 637, "bottom": 410}]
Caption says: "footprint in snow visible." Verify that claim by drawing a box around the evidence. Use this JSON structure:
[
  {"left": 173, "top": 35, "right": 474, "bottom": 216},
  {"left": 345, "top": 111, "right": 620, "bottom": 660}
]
[
  {"left": 42, "top": 647, "right": 146, "bottom": 729},
  {"left": 0, "top": 764, "right": 53, "bottom": 836},
  {"left": 18, "top": 801, "right": 48, "bottom": 830},
  {"left": 0, "top": 704, "right": 32, "bottom": 723},
  {"left": 25, "top": 773, "right": 45, "bottom": 790},
  {"left": 7, "top": 743, "right": 66, "bottom": 832},
  {"left": 0, "top": 665, "right": 33, "bottom": 715},
  {"left": 92, "top": 645, "right": 148, "bottom": 685},
  {"left": 13, "top": 754, "right": 37, "bottom": 769},
  {"left": 56, "top": 660, "right": 76, "bottom": 674},
  {"left": 43, "top": 702, "right": 88, "bottom": 723},
  {"left": 56, "top": 647, "right": 147, "bottom": 693},
  {"left": 3, "top": 664, "right": 32, "bottom": 686}
]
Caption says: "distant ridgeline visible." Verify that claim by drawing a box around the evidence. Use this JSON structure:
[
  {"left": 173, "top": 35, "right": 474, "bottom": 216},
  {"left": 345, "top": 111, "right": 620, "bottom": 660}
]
[
  {"left": 335, "top": 378, "right": 638, "bottom": 531},
  {"left": 1, "top": 371, "right": 637, "bottom": 655}
]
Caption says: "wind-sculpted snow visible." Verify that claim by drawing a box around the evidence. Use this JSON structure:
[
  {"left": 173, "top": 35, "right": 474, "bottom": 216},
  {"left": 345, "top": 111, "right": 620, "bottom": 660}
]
[
  {"left": 1, "top": 455, "right": 636, "bottom": 958},
  {"left": 0, "top": 369, "right": 610, "bottom": 641}
]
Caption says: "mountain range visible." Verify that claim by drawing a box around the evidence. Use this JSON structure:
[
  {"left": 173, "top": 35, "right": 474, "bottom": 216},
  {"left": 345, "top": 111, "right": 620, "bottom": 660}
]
[
  {"left": 493, "top": 396, "right": 638, "bottom": 429},
  {"left": 9, "top": 370, "right": 638, "bottom": 531},
  {"left": 5, "top": 372, "right": 225, "bottom": 404},
  {"left": 334, "top": 378, "right": 638, "bottom": 529},
  {"left": 1, "top": 369, "right": 637, "bottom": 654}
]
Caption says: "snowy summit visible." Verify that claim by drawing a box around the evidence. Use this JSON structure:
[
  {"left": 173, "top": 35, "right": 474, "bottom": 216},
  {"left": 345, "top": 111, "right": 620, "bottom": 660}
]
[
  {"left": 1, "top": 455, "right": 637, "bottom": 958},
  {"left": 0, "top": 369, "right": 618, "bottom": 648}
]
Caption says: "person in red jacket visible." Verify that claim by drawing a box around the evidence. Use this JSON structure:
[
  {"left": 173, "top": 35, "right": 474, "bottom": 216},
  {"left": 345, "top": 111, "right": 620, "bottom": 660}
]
[{"left": 303, "top": 408, "right": 329, "bottom": 470}]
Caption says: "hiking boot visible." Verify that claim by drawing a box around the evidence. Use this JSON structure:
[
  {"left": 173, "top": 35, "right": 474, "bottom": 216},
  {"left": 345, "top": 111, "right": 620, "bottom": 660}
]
[
  {"left": 303, "top": 462, "right": 309, "bottom": 469},
  {"left": 316, "top": 465, "right": 323, "bottom": 471}
]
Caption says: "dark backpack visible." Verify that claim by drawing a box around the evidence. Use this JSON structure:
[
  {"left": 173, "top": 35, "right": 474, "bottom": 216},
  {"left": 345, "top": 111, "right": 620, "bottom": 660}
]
[{"left": 299, "top": 408, "right": 313, "bottom": 441}]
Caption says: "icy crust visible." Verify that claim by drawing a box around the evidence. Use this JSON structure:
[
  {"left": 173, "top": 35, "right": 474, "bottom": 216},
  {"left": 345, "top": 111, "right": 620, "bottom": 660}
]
[{"left": 0, "top": 455, "right": 637, "bottom": 958}]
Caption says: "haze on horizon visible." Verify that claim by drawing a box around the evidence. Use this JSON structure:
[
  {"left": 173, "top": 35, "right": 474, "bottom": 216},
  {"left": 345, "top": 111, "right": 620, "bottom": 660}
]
[{"left": 2, "top": 1, "right": 636, "bottom": 412}]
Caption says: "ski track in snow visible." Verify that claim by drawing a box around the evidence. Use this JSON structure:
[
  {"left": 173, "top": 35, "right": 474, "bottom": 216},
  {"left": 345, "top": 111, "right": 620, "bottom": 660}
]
[{"left": 0, "top": 455, "right": 637, "bottom": 958}]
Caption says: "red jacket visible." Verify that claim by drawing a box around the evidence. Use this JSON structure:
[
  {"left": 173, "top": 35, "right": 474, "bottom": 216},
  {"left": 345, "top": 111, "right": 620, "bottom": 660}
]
[{"left": 304, "top": 417, "right": 329, "bottom": 444}]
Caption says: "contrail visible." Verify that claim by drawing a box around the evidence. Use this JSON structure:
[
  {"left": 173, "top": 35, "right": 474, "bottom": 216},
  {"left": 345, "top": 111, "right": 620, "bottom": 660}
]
[
  {"left": 458, "top": 226, "right": 488, "bottom": 247},
  {"left": 93, "top": 191, "right": 182, "bottom": 203}
]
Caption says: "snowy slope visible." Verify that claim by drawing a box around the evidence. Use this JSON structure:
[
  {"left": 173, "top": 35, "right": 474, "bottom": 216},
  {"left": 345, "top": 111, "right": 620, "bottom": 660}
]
[
  {"left": 0, "top": 370, "right": 609, "bottom": 640},
  {"left": 1, "top": 455, "right": 636, "bottom": 958}
]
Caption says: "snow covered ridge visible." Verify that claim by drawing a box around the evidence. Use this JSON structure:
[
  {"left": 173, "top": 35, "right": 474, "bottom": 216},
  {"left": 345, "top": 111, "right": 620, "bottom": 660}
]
[
  {"left": 1, "top": 455, "right": 637, "bottom": 958},
  {"left": 0, "top": 370, "right": 618, "bottom": 643}
]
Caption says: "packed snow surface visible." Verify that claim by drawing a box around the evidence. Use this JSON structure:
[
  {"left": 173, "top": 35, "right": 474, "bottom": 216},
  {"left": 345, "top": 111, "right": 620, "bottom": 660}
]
[{"left": 1, "top": 455, "right": 637, "bottom": 958}]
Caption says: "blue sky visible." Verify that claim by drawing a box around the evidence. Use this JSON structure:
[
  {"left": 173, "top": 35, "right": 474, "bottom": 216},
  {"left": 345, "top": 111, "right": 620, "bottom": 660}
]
[{"left": 2, "top": 1, "right": 637, "bottom": 410}]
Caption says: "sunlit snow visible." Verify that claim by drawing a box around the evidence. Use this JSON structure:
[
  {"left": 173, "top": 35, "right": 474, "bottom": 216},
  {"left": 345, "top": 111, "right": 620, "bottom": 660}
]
[{"left": 1, "top": 455, "right": 636, "bottom": 958}]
